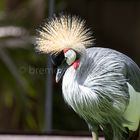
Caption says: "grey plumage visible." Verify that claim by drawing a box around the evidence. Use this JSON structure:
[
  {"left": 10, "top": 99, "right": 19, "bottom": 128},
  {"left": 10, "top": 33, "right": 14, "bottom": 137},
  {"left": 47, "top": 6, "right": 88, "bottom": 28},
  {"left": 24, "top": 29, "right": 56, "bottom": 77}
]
[{"left": 62, "top": 47, "right": 140, "bottom": 140}]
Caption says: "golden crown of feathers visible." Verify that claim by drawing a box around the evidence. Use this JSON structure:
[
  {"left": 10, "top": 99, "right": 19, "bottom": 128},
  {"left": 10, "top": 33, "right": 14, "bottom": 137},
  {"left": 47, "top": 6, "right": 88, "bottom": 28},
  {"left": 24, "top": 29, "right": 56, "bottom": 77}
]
[{"left": 36, "top": 14, "right": 94, "bottom": 54}]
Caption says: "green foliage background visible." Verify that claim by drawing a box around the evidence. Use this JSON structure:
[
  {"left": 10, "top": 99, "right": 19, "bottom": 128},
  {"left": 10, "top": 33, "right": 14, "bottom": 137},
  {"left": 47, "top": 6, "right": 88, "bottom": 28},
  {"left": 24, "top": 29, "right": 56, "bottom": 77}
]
[{"left": 0, "top": 0, "right": 88, "bottom": 133}]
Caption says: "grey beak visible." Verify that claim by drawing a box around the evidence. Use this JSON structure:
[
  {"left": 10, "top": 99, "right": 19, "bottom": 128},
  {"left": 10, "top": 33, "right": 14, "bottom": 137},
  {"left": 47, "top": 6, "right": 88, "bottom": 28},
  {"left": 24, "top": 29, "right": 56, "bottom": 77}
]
[{"left": 56, "top": 63, "right": 69, "bottom": 83}]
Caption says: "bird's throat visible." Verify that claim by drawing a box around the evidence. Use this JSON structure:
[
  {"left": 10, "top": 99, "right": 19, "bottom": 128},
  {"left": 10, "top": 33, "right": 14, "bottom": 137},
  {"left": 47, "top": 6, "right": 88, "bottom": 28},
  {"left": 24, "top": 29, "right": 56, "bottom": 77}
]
[{"left": 72, "top": 59, "right": 80, "bottom": 69}]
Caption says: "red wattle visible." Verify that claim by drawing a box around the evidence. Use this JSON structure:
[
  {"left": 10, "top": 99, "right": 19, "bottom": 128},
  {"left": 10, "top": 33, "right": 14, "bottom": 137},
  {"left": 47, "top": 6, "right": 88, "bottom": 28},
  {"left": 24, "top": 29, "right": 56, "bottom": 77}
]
[{"left": 72, "top": 59, "right": 80, "bottom": 69}]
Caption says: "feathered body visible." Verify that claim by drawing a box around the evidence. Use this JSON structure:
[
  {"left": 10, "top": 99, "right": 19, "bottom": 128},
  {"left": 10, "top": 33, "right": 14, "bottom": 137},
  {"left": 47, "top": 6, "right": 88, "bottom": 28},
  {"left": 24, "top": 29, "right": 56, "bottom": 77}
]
[
  {"left": 36, "top": 14, "right": 140, "bottom": 140},
  {"left": 62, "top": 47, "right": 140, "bottom": 139}
]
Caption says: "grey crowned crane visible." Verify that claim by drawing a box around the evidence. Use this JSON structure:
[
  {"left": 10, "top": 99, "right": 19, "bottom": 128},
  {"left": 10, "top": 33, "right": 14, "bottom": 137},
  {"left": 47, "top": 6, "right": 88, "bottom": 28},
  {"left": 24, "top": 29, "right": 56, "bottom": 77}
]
[{"left": 36, "top": 15, "right": 140, "bottom": 140}]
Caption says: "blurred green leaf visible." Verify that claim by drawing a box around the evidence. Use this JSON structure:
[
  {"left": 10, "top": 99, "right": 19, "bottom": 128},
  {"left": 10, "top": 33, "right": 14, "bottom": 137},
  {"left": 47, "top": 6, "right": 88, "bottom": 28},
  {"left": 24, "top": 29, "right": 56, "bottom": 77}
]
[
  {"left": 0, "top": 0, "right": 5, "bottom": 11},
  {"left": 26, "top": 113, "right": 37, "bottom": 129},
  {"left": 3, "top": 90, "right": 13, "bottom": 108}
]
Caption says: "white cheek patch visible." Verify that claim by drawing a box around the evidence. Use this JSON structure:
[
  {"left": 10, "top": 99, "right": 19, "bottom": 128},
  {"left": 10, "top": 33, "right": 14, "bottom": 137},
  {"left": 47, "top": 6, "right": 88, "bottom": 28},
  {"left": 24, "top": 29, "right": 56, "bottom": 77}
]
[{"left": 64, "top": 50, "right": 76, "bottom": 65}]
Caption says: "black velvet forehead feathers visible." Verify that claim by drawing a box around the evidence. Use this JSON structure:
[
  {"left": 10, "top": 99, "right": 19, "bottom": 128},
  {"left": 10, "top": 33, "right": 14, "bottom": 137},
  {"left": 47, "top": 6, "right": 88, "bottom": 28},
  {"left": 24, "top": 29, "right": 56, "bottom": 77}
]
[{"left": 50, "top": 51, "right": 65, "bottom": 66}]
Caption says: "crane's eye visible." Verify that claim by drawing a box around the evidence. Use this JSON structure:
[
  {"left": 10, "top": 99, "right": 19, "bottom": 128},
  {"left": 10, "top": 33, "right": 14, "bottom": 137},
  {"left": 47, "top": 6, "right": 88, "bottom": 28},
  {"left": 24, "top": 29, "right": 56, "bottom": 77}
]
[
  {"left": 64, "top": 49, "right": 77, "bottom": 65},
  {"left": 50, "top": 51, "right": 65, "bottom": 66}
]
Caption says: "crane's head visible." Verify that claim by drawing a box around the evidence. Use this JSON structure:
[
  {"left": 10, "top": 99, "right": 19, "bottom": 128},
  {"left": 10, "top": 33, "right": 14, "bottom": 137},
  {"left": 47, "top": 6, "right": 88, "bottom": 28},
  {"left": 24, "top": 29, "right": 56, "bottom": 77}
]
[
  {"left": 51, "top": 48, "right": 81, "bottom": 82},
  {"left": 36, "top": 14, "right": 94, "bottom": 82}
]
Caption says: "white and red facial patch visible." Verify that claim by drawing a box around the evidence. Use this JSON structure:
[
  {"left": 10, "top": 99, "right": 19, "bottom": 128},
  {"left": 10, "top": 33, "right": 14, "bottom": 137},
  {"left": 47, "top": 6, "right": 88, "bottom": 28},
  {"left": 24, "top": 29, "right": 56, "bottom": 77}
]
[
  {"left": 63, "top": 48, "right": 71, "bottom": 53},
  {"left": 63, "top": 48, "right": 80, "bottom": 69}
]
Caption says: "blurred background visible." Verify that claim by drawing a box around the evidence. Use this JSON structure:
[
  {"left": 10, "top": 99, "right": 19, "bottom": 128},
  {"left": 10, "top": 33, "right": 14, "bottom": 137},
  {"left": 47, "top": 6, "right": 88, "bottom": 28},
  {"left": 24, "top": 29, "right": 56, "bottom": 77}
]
[{"left": 0, "top": 0, "right": 140, "bottom": 135}]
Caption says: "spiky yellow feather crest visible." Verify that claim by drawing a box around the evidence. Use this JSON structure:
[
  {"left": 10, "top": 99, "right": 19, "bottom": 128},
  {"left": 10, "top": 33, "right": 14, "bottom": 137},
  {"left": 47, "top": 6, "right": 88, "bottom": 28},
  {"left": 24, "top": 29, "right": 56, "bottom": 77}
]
[{"left": 36, "top": 15, "right": 94, "bottom": 54}]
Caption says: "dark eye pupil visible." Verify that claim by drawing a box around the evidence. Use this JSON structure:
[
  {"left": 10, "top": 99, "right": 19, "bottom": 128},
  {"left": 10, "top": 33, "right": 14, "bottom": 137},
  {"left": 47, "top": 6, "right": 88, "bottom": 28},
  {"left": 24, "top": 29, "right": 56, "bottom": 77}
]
[{"left": 50, "top": 51, "right": 64, "bottom": 66}]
